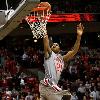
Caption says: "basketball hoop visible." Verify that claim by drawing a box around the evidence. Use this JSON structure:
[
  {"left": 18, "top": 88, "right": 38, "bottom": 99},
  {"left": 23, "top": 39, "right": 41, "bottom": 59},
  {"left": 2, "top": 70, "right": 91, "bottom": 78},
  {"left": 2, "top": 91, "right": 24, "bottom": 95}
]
[{"left": 25, "top": 2, "right": 51, "bottom": 39}]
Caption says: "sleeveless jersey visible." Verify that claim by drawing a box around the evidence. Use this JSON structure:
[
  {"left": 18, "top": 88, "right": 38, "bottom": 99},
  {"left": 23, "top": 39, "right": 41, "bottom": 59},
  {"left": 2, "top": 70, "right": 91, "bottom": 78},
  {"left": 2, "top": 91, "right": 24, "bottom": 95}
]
[{"left": 44, "top": 51, "right": 64, "bottom": 84}]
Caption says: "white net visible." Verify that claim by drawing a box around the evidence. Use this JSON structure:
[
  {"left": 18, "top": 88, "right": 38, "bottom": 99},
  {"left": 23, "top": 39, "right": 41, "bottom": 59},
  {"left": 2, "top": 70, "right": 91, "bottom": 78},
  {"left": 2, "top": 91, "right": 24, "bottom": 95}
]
[{"left": 26, "top": 11, "right": 51, "bottom": 39}]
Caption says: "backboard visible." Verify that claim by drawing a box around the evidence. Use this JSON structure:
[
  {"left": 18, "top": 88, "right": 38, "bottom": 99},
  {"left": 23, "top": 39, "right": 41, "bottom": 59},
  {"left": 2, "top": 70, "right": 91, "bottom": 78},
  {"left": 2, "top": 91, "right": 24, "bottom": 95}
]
[{"left": 0, "top": 0, "right": 40, "bottom": 40}]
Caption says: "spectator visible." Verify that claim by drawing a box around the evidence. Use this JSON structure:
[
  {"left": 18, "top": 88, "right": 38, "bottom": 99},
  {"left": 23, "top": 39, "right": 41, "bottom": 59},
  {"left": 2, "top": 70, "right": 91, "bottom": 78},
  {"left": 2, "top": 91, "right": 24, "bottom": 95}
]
[
  {"left": 25, "top": 92, "right": 34, "bottom": 100},
  {"left": 77, "top": 83, "right": 86, "bottom": 100},
  {"left": 70, "top": 92, "right": 78, "bottom": 100},
  {"left": 90, "top": 88, "right": 97, "bottom": 100}
]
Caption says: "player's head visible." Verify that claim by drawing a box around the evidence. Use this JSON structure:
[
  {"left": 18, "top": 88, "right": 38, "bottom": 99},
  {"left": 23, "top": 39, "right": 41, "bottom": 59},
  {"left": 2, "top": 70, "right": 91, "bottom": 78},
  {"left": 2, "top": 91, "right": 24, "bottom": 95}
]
[{"left": 51, "top": 43, "right": 60, "bottom": 53}]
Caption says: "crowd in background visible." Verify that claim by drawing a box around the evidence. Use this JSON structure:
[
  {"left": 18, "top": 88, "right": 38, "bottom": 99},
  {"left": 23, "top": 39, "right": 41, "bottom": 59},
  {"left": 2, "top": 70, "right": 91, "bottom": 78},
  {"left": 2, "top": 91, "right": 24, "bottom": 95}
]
[
  {"left": 0, "top": 45, "right": 100, "bottom": 99},
  {"left": 0, "top": 69, "right": 39, "bottom": 100},
  {"left": 50, "top": 0, "right": 100, "bottom": 13},
  {"left": 0, "top": 46, "right": 42, "bottom": 100}
]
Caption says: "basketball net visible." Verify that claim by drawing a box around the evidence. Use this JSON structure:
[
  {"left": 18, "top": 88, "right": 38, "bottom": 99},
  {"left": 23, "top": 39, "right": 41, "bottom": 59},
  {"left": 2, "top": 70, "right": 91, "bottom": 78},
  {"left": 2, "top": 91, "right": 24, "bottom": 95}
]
[{"left": 25, "top": 8, "right": 51, "bottom": 39}]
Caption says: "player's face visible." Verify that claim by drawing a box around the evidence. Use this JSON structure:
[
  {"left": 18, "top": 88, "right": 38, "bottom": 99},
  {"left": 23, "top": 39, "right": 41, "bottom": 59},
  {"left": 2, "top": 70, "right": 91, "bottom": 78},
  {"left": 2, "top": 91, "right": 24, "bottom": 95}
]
[{"left": 51, "top": 43, "right": 60, "bottom": 53}]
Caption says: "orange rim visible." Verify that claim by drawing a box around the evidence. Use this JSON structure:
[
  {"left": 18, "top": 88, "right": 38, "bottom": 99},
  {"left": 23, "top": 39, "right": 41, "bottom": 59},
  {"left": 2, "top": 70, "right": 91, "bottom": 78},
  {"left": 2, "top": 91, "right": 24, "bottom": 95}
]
[{"left": 32, "top": 7, "right": 47, "bottom": 12}]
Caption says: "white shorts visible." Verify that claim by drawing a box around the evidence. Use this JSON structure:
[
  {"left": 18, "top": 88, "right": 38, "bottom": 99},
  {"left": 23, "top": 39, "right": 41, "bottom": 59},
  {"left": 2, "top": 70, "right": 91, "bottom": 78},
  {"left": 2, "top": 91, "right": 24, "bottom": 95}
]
[{"left": 39, "top": 82, "right": 71, "bottom": 100}]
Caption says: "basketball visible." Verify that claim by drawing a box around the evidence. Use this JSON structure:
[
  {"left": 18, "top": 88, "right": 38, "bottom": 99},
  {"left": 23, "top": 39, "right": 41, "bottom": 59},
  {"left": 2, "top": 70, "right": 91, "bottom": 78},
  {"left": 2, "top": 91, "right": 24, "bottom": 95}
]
[
  {"left": 38, "top": 2, "right": 51, "bottom": 12},
  {"left": 32, "top": 2, "right": 51, "bottom": 17}
]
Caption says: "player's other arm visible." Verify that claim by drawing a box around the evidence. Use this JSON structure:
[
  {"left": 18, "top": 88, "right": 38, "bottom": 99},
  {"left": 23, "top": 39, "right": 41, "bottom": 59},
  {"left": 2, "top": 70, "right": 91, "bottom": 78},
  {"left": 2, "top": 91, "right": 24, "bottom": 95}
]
[
  {"left": 43, "top": 34, "right": 52, "bottom": 59},
  {"left": 63, "top": 23, "right": 84, "bottom": 62}
]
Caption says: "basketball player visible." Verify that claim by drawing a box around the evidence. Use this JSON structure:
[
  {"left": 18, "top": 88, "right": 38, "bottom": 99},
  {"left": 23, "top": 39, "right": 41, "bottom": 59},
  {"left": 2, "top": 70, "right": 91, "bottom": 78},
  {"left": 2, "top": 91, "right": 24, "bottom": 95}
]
[{"left": 39, "top": 23, "right": 84, "bottom": 100}]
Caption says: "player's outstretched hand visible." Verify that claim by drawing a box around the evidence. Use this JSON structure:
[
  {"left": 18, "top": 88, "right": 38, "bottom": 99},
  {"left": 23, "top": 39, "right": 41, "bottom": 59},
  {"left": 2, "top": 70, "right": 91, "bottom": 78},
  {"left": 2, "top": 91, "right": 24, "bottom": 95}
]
[{"left": 77, "top": 23, "right": 84, "bottom": 36}]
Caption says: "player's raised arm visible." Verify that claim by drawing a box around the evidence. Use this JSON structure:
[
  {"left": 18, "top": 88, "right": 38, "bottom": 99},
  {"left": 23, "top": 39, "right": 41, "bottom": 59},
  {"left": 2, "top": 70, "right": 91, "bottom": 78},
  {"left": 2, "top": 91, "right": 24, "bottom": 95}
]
[
  {"left": 43, "top": 33, "right": 52, "bottom": 59},
  {"left": 63, "top": 23, "right": 84, "bottom": 62}
]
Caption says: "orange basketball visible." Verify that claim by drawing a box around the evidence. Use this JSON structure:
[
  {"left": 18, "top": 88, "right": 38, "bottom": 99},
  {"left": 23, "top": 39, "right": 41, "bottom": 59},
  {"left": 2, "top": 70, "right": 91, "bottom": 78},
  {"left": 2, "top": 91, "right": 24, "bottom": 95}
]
[
  {"left": 32, "top": 2, "right": 51, "bottom": 12},
  {"left": 38, "top": 2, "right": 51, "bottom": 12}
]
